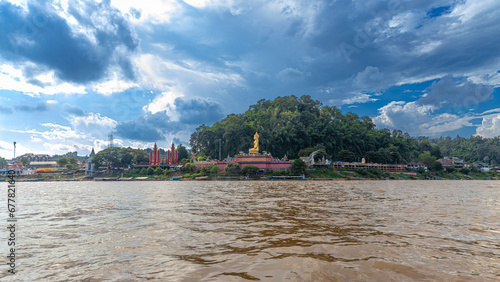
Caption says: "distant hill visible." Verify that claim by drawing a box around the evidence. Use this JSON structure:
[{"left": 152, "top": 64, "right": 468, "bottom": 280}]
[{"left": 189, "top": 95, "right": 499, "bottom": 165}]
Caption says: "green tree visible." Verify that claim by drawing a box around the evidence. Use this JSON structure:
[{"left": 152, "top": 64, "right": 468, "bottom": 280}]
[
  {"left": 446, "top": 167, "right": 455, "bottom": 173},
  {"left": 66, "top": 163, "right": 78, "bottom": 170},
  {"left": 147, "top": 167, "right": 155, "bottom": 175},
  {"left": 460, "top": 168, "right": 470, "bottom": 175},
  {"left": 202, "top": 166, "right": 211, "bottom": 174},
  {"left": 430, "top": 145, "right": 443, "bottom": 158},
  {"left": 356, "top": 168, "right": 368, "bottom": 176},
  {"left": 57, "top": 157, "right": 77, "bottom": 168},
  {"left": 0, "top": 157, "right": 7, "bottom": 169},
  {"left": 431, "top": 161, "right": 443, "bottom": 171},
  {"left": 121, "top": 154, "right": 134, "bottom": 166},
  {"left": 181, "top": 163, "right": 198, "bottom": 173},
  {"left": 290, "top": 158, "right": 306, "bottom": 175},
  {"left": 154, "top": 167, "right": 163, "bottom": 175},
  {"left": 210, "top": 165, "right": 221, "bottom": 174},
  {"left": 337, "top": 150, "right": 355, "bottom": 162},
  {"left": 20, "top": 157, "right": 30, "bottom": 166},
  {"left": 241, "top": 165, "right": 259, "bottom": 175},
  {"left": 418, "top": 151, "right": 436, "bottom": 167},
  {"left": 135, "top": 154, "right": 149, "bottom": 164},
  {"left": 177, "top": 144, "right": 189, "bottom": 160},
  {"left": 225, "top": 162, "right": 241, "bottom": 174}
]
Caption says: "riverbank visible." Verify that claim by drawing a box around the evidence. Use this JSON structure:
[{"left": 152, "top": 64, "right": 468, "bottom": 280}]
[
  {"left": 2, "top": 166, "right": 498, "bottom": 182},
  {"left": 2, "top": 174, "right": 497, "bottom": 182}
]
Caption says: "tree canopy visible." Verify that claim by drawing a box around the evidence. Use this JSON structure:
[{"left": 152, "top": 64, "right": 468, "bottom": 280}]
[
  {"left": 189, "top": 95, "right": 499, "bottom": 165},
  {"left": 92, "top": 148, "right": 149, "bottom": 168},
  {"left": 191, "top": 95, "right": 423, "bottom": 162}
]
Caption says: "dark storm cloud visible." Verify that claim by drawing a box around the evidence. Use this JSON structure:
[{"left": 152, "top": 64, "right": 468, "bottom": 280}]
[
  {"left": 114, "top": 97, "right": 224, "bottom": 142},
  {"left": 418, "top": 75, "right": 493, "bottom": 107},
  {"left": 0, "top": 1, "right": 137, "bottom": 84},
  {"left": 114, "top": 111, "right": 182, "bottom": 142},
  {"left": 63, "top": 104, "right": 86, "bottom": 116},
  {"left": 308, "top": 0, "right": 500, "bottom": 91},
  {"left": 16, "top": 101, "right": 48, "bottom": 112},
  {"left": 114, "top": 120, "right": 165, "bottom": 142},
  {"left": 0, "top": 106, "right": 13, "bottom": 114},
  {"left": 174, "top": 97, "right": 225, "bottom": 125}
]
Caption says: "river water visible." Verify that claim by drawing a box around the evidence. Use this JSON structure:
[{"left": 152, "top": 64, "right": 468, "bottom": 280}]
[{"left": 1, "top": 180, "right": 499, "bottom": 281}]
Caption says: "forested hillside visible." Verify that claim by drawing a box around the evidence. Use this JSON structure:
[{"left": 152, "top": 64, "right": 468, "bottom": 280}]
[
  {"left": 429, "top": 136, "right": 500, "bottom": 165},
  {"left": 190, "top": 95, "right": 499, "bottom": 165},
  {"left": 190, "top": 96, "right": 412, "bottom": 163}
]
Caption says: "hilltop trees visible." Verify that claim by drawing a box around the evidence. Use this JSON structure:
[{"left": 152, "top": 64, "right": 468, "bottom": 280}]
[
  {"left": 57, "top": 157, "right": 78, "bottom": 170},
  {"left": 429, "top": 136, "right": 500, "bottom": 165},
  {"left": 190, "top": 95, "right": 423, "bottom": 162},
  {"left": 92, "top": 148, "right": 149, "bottom": 169}
]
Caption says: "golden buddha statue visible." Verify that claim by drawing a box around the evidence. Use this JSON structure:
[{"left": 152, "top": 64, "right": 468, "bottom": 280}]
[{"left": 249, "top": 131, "right": 259, "bottom": 154}]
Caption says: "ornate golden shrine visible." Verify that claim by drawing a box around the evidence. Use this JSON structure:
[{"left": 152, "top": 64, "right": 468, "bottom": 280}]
[{"left": 249, "top": 132, "right": 259, "bottom": 154}]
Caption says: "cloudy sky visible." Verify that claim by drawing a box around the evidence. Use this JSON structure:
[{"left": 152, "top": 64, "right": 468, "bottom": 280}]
[{"left": 1, "top": 0, "right": 500, "bottom": 158}]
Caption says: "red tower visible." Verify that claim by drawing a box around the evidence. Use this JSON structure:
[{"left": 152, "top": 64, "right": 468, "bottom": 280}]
[
  {"left": 167, "top": 142, "right": 178, "bottom": 165},
  {"left": 149, "top": 143, "right": 160, "bottom": 165}
]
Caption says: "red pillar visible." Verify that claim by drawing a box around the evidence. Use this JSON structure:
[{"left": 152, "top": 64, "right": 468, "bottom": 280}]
[
  {"left": 153, "top": 144, "right": 158, "bottom": 165},
  {"left": 149, "top": 151, "right": 153, "bottom": 165}
]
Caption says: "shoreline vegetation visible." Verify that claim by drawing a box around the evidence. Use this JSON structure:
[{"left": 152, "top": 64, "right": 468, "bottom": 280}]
[{"left": 3, "top": 166, "right": 497, "bottom": 182}]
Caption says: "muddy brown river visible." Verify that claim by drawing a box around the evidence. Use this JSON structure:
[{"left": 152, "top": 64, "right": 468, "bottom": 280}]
[{"left": 1, "top": 180, "right": 499, "bottom": 281}]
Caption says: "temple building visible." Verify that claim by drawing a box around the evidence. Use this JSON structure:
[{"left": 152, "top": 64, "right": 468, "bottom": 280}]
[
  {"left": 149, "top": 143, "right": 161, "bottom": 166},
  {"left": 149, "top": 142, "right": 178, "bottom": 166},
  {"left": 166, "top": 142, "right": 178, "bottom": 165},
  {"left": 196, "top": 132, "right": 291, "bottom": 172}
]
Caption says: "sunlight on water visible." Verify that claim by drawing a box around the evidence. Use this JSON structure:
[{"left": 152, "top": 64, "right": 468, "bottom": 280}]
[{"left": 1, "top": 181, "right": 499, "bottom": 281}]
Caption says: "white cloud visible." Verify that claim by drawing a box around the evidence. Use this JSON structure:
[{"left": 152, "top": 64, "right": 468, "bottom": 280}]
[
  {"left": 451, "top": 0, "right": 500, "bottom": 23},
  {"left": 135, "top": 54, "right": 244, "bottom": 91},
  {"left": 93, "top": 73, "right": 138, "bottom": 95},
  {"left": 0, "top": 64, "right": 86, "bottom": 95},
  {"left": 341, "top": 93, "right": 378, "bottom": 105},
  {"left": 388, "top": 10, "right": 426, "bottom": 33},
  {"left": 475, "top": 112, "right": 500, "bottom": 138},
  {"left": 372, "top": 101, "right": 500, "bottom": 137},
  {"left": 372, "top": 101, "right": 475, "bottom": 136},
  {"left": 351, "top": 66, "right": 401, "bottom": 91},
  {"left": 184, "top": 0, "right": 213, "bottom": 8},
  {"left": 134, "top": 53, "right": 244, "bottom": 120},
  {"left": 278, "top": 67, "right": 304, "bottom": 81},
  {"left": 67, "top": 113, "right": 118, "bottom": 138},
  {"left": 30, "top": 136, "right": 43, "bottom": 142},
  {"left": 110, "top": 0, "right": 180, "bottom": 23},
  {"left": 37, "top": 123, "right": 88, "bottom": 140},
  {"left": 142, "top": 89, "right": 184, "bottom": 120}
]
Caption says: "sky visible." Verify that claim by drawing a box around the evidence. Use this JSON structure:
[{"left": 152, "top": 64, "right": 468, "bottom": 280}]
[{"left": 1, "top": 0, "right": 500, "bottom": 158}]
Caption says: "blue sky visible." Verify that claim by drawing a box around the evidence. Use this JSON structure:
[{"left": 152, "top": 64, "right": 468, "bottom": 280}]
[{"left": 1, "top": 0, "right": 500, "bottom": 158}]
